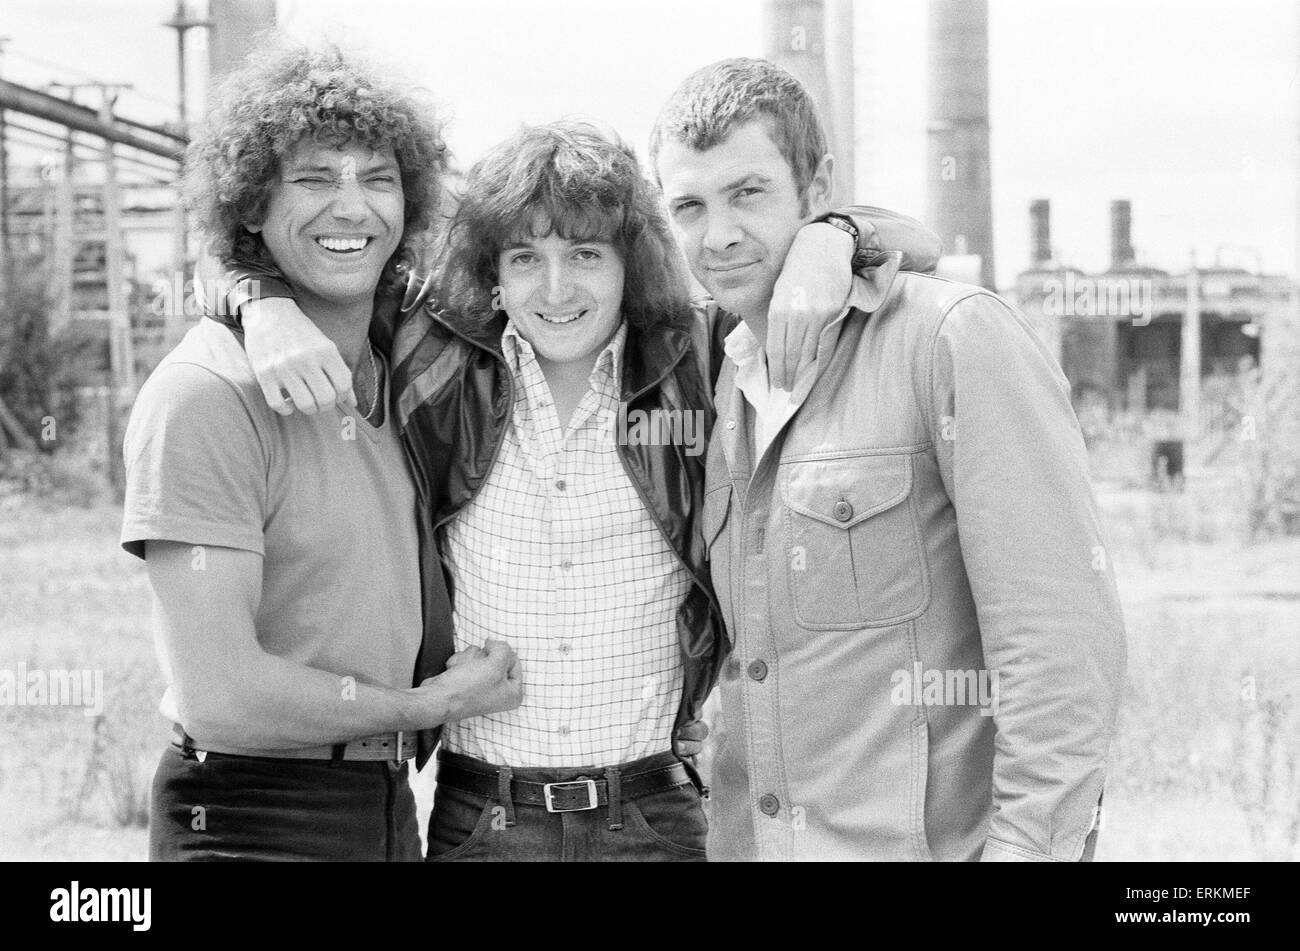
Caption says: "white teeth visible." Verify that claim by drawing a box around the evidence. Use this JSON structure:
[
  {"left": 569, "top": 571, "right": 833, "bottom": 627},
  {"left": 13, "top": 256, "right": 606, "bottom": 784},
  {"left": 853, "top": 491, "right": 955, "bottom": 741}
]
[
  {"left": 316, "top": 237, "right": 369, "bottom": 252},
  {"left": 538, "top": 311, "right": 584, "bottom": 324}
]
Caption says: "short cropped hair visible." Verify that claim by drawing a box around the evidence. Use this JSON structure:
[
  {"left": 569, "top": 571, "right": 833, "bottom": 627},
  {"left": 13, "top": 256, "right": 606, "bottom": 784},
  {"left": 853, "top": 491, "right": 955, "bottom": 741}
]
[
  {"left": 183, "top": 44, "right": 448, "bottom": 282},
  {"left": 436, "top": 119, "right": 694, "bottom": 336},
  {"left": 649, "top": 57, "right": 828, "bottom": 196}
]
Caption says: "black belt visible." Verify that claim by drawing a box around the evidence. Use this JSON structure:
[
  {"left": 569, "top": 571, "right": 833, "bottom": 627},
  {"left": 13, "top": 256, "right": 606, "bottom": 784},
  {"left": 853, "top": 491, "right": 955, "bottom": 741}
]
[{"left": 436, "top": 752, "right": 695, "bottom": 814}]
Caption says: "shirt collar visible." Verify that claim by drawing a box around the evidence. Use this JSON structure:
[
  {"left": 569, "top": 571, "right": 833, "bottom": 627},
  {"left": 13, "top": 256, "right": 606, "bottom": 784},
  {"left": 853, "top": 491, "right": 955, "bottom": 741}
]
[{"left": 500, "top": 318, "right": 628, "bottom": 396}]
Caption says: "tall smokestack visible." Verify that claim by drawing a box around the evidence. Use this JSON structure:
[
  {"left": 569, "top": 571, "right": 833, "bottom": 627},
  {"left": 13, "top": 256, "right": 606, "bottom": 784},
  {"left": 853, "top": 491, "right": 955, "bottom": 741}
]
[
  {"left": 1110, "top": 199, "right": 1134, "bottom": 270},
  {"left": 927, "top": 0, "right": 995, "bottom": 290},
  {"left": 1029, "top": 199, "right": 1051, "bottom": 266}
]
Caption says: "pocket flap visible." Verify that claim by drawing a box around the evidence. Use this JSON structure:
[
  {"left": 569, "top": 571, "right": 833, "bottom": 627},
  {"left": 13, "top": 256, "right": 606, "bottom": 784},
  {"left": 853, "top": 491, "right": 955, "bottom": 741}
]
[{"left": 779, "top": 454, "right": 912, "bottom": 529}]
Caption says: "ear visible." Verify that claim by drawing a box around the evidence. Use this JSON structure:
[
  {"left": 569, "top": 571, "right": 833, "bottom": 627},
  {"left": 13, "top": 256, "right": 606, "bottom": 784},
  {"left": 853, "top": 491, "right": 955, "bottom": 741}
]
[{"left": 804, "top": 153, "right": 835, "bottom": 218}]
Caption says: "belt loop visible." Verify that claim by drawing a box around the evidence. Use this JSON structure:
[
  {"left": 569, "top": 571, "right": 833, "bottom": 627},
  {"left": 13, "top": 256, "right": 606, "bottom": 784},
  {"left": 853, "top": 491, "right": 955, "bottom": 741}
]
[
  {"left": 329, "top": 743, "right": 346, "bottom": 767},
  {"left": 604, "top": 766, "right": 623, "bottom": 831},
  {"left": 180, "top": 729, "right": 198, "bottom": 760},
  {"left": 496, "top": 766, "right": 516, "bottom": 828}
]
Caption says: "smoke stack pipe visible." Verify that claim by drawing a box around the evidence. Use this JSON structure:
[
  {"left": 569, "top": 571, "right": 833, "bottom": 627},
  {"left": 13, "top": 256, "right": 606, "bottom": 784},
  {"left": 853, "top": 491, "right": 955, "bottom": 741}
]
[
  {"left": 1111, "top": 199, "right": 1134, "bottom": 270},
  {"left": 926, "top": 0, "right": 995, "bottom": 290},
  {"left": 1029, "top": 199, "right": 1051, "bottom": 266}
]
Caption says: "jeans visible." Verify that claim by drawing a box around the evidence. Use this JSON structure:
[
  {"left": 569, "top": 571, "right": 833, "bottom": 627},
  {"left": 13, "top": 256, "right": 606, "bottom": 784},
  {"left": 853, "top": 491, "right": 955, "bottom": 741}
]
[
  {"left": 149, "top": 746, "right": 422, "bottom": 861},
  {"left": 426, "top": 750, "right": 708, "bottom": 862}
]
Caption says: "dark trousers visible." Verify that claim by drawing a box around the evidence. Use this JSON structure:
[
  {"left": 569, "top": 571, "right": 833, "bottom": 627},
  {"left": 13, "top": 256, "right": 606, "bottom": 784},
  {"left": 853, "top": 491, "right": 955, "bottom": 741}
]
[
  {"left": 149, "top": 746, "right": 421, "bottom": 862},
  {"left": 426, "top": 750, "right": 708, "bottom": 862}
]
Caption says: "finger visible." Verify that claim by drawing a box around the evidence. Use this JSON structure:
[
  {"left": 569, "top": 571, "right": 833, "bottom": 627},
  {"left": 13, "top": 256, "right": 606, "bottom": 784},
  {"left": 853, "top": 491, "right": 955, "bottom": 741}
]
[
  {"left": 280, "top": 373, "right": 321, "bottom": 416},
  {"left": 793, "top": 331, "right": 819, "bottom": 396},
  {"left": 300, "top": 365, "right": 339, "bottom": 416},
  {"left": 676, "top": 720, "right": 709, "bottom": 742},
  {"left": 320, "top": 348, "right": 357, "bottom": 410},
  {"left": 260, "top": 377, "right": 295, "bottom": 417},
  {"left": 675, "top": 739, "right": 703, "bottom": 758},
  {"left": 766, "top": 305, "right": 789, "bottom": 392}
]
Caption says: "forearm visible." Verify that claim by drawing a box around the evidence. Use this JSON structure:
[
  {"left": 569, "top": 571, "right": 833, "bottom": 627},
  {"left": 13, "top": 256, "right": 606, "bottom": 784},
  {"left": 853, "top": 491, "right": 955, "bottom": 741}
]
[{"left": 177, "top": 648, "right": 449, "bottom": 751}]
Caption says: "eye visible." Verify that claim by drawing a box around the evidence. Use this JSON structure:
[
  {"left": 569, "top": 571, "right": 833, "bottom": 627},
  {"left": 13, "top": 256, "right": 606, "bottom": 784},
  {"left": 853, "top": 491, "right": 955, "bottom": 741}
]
[
  {"left": 509, "top": 252, "right": 536, "bottom": 267},
  {"left": 573, "top": 248, "right": 602, "bottom": 262},
  {"left": 734, "top": 186, "right": 762, "bottom": 200},
  {"left": 291, "top": 176, "right": 330, "bottom": 187},
  {"left": 366, "top": 174, "right": 398, "bottom": 185}
]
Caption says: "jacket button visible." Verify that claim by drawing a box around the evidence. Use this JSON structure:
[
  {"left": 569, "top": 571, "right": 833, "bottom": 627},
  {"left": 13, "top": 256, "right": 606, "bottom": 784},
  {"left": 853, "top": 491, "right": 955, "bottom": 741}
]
[
  {"left": 833, "top": 500, "right": 854, "bottom": 522},
  {"left": 747, "top": 660, "right": 768, "bottom": 682},
  {"left": 758, "top": 794, "right": 780, "bottom": 816}
]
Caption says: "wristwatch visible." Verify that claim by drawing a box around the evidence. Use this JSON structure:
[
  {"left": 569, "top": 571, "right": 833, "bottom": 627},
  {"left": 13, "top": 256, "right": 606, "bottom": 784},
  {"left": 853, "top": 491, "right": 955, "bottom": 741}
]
[{"left": 816, "top": 212, "right": 876, "bottom": 270}]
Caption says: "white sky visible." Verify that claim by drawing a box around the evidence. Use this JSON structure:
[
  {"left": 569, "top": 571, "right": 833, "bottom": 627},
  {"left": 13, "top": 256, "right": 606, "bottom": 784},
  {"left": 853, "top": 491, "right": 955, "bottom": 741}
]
[{"left": 2, "top": 0, "right": 1295, "bottom": 287}]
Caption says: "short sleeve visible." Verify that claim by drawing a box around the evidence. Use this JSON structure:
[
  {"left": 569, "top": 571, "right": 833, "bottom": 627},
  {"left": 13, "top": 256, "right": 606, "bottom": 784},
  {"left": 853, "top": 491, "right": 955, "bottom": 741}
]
[{"left": 121, "top": 362, "right": 268, "bottom": 560}]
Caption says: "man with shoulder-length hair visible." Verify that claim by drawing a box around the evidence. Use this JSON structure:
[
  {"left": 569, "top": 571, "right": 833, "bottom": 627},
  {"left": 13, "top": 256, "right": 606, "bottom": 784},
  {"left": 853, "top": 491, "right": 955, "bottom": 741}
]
[
  {"left": 652, "top": 57, "right": 1126, "bottom": 862},
  {"left": 121, "top": 46, "right": 522, "bottom": 862},
  {"left": 212, "top": 107, "right": 941, "bottom": 858}
]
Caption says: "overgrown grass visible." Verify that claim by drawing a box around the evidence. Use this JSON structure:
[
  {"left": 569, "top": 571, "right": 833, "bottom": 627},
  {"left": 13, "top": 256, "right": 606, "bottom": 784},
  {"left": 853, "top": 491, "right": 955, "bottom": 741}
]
[{"left": 1, "top": 469, "right": 1297, "bottom": 861}]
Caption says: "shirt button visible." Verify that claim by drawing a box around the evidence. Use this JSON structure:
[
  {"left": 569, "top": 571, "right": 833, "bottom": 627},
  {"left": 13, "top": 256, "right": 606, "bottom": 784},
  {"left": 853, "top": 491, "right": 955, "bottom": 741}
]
[
  {"left": 747, "top": 660, "right": 768, "bottom": 682},
  {"left": 833, "top": 500, "right": 854, "bottom": 522},
  {"left": 726, "top": 419, "right": 737, "bottom": 430},
  {"left": 555, "top": 479, "right": 566, "bottom": 491},
  {"left": 557, "top": 725, "right": 570, "bottom": 736},
  {"left": 560, "top": 560, "right": 573, "bottom": 572},
  {"left": 758, "top": 794, "right": 781, "bottom": 817},
  {"left": 558, "top": 642, "right": 572, "bottom": 655}
]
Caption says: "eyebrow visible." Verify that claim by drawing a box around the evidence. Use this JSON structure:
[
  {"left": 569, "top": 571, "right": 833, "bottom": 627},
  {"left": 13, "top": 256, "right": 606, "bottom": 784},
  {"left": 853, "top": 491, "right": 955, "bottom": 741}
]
[
  {"left": 667, "top": 172, "right": 774, "bottom": 203},
  {"left": 721, "top": 173, "right": 774, "bottom": 193},
  {"left": 284, "top": 158, "right": 399, "bottom": 175}
]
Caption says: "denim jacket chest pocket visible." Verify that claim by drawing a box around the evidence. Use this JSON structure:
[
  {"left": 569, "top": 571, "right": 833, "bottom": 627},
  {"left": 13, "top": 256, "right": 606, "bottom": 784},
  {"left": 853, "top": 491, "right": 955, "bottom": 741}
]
[{"left": 778, "top": 452, "right": 930, "bottom": 630}]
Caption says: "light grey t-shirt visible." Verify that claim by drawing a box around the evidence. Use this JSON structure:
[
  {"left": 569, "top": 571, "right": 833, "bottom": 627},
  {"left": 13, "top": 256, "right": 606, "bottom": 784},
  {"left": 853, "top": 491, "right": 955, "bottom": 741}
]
[{"left": 121, "top": 319, "right": 423, "bottom": 721}]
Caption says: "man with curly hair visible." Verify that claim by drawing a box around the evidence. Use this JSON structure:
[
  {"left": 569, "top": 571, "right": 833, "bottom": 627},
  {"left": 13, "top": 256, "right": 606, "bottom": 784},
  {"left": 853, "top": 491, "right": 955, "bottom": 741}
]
[
  {"left": 216, "top": 101, "right": 940, "bottom": 857},
  {"left": 120, "top": 46, "right": 522, "bottom": 862}
]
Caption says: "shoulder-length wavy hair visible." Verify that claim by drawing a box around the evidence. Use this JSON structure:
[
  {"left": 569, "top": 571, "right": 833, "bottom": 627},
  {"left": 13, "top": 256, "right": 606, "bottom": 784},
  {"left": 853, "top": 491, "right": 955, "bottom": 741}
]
[
  {"left": 435, "top": 119, "right": 695, "bottom": 338},
  {"left": 182, "top": 44, "right": 448, "bottom": 289}
]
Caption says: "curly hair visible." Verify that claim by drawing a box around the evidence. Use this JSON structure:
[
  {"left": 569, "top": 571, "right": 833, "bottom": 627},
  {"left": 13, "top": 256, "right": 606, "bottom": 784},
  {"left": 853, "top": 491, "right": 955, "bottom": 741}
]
[
  {"left": 183, "top": 44, "right": 448, "bottom": 286},
  {"left": 435, "top": 119, "right": 695, "bottom": 338}
]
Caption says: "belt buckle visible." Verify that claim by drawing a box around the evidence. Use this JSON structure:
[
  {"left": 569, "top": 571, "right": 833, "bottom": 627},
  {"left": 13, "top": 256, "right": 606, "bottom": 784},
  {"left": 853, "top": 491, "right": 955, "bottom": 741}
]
[{"left": 543, "top": 779, "right": 598, "bottom": 813}]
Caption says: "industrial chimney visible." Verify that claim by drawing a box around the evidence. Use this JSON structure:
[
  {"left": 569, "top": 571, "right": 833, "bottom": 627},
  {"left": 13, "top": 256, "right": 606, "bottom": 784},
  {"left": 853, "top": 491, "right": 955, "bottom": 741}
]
[
  {"left": 1029, "top": 199, "right": 1051, "bottom": 267},
  {"left": 1110, "top": 199, "right": 1135, "bottom": 270},
  {"left": 927, "top": 0, "right": 995, "bottom": 290}
]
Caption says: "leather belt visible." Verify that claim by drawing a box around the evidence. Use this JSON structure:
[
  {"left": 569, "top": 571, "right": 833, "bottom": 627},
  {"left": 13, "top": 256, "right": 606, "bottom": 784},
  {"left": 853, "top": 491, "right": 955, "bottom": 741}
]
[
  {"left": 436, "top": 753, "right": 695, "bottom": 813},
  {"left": 171, "top": 722, "right": 416, "bottom": 763}
]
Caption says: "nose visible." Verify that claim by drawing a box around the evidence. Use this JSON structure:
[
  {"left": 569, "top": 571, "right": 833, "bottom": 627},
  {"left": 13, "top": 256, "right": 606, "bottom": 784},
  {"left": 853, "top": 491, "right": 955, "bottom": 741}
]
[
  {"left": 541, "top": 259, "right": 575, "bottom": 305},
  {"left": 328, "top": 180, "right": 369, "bottom": 223},
  {"left": 702, "top": 207, "right": 743, "bottom": 256}
]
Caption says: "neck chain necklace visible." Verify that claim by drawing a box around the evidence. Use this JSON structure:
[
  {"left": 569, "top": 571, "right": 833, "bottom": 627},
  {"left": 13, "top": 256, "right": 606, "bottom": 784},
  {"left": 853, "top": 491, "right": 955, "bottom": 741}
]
[{"left": 360, "top": 341, "right": 380, "bottom": 424}]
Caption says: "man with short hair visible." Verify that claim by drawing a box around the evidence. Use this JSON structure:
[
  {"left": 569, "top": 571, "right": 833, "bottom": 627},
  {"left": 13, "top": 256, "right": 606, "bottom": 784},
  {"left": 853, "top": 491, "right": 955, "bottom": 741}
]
[
  {"left": 652, "top": 57, "right": 1126, "bottom": 862},
  {"left": 122, "top": 47, "right": 522, "bottom": 862}
]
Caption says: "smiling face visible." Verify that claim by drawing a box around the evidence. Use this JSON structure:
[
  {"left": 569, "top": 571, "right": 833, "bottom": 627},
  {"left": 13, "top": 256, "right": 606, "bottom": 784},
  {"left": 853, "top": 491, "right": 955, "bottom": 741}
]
[
  {"left": 656, "top": 120, "right": 832, "bottom": 326},
  {"left": 246, "top": 138, "right": 404, "bottom": 313},
  {"left": 496, "top": 226, "right": 625, "bottom": 371}
]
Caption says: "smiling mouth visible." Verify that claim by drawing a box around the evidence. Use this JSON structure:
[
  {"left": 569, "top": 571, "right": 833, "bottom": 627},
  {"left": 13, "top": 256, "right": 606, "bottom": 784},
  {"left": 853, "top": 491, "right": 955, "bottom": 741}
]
[
  {"left": 706, "top": 261, "right": 759, "bottom": 273},
  {"left": 535, "top": 309, "right": 588, "bottom": 325},
  {"left": 315, "top": 236, "right": 373, "bottom": 253}
]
